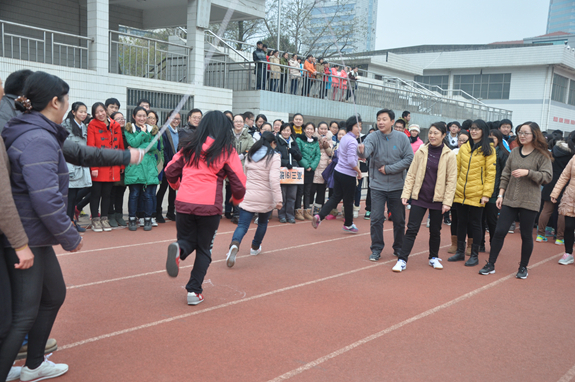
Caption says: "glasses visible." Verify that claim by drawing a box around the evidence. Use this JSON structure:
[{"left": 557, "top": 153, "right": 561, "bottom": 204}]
[
  {"left": 517, "top": 132, "right": 532, "bottom": 137},
  {"left": 114, "top": 118, "right": 125, "bottom": 122},
  {"left": 147, "top": 116, "right": 156, "bottom": 120},
  {"left": 458, "top": 138, "right": 468, "bottom": 143},
  {"left": 172, "top": 118, "right": 181, "bottom": 122},
  {"left": 469, "top": 127, "right": 481, "bottom": 132}
]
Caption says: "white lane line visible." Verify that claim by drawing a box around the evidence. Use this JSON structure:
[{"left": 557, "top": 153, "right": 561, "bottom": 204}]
[
  {"left": 558, "top": 363, "right": 575, "bottom": 382},
  {"left": 268, "top": 252, "right": 564, "bottom": 382},
  {"left": 58, "top": 245, "right": 440, "bottom": 351}
]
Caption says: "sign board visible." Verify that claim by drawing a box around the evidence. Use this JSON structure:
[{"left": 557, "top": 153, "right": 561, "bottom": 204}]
[{"left": 279, "top": 167, "right": 304, "bottom": 184}]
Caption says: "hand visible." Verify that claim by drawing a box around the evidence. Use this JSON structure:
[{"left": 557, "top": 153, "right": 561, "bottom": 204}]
[
  {"left": 275, "top": 202, "right": 283, "bottom": 210},
  {"left": 307, "top": 168, "right": 312, "bottom": 171},
  {"left": 70, "top": 238, "right": 83, "bottom": 253},
  {"left": 121, "top": 168, "right": 124, "bottom": 174},
  {"left": 286, "top": 164, "right": 293, "bottom": 170},
  {"left": 288, "top": 148, "right": 298, "bottom": 155},
  {"left": 238, "top": 153, "right": 245, "bottom": 161},
  {"left": 358, "top": 144, "right": 365, "bottom": 154},
  {"left": 129, "top": 148, "right": 144, "bottom": 165},
  {"left": 480, "top": 197, "right": 489, "bottom": 205},
  {"left": 401, "top": 198, "right": 408, "bottom": 206},
  {"left": 357, "top": 171, "right": 362, "bottom": 180},
  {"left": 91, "top": 169, "right": 98, "bottom": 177},
  {"left": 378, "top": 166, "right": 386, "bottom": 175},
  {"left": 551, "top": 197, "right": 558, "bottom": 204},
  {"left": 496, "top": 198, "right": 503, "bottom": 209},
  {"left": 14, "top": 246, "right": 34, "bottom": 269},
  {"left": 512, "top": 169, "right": 529, "bottom": 178},
  {"left": 442, "top": 205, "right": 451, "bottom": 214}
]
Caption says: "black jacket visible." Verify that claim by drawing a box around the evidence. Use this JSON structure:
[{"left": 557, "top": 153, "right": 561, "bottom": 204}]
[
  {"left": 276, "top": 135, "right": 302, "bottom": 169},
  {"left": 541, "top": 141, "right": 573, "bottom": 202},
  {"left": 490, "top": 146, "right": 509, "bottom": 200}
]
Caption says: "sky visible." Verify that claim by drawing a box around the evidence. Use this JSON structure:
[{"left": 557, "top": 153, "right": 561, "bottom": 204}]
[{"left": 375, "top": 0, "right": 551, "bottom": 50}]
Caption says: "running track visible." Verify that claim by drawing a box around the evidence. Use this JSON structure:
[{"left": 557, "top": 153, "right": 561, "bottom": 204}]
[{"left": 16, "top": 206, "right": 575, "bottom": 381}]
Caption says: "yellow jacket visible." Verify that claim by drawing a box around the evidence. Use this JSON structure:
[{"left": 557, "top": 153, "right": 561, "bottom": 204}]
[
  {"left": 454, "top": 141, "right": 496, "bottom": 207},
  {"left": 401, "top": 144, "right": 458, "bottom": 206}
]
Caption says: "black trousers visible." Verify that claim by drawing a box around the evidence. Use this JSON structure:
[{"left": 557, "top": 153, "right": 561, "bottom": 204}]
[
  {"left": 108, "top": 185, "right": 126, "bottom": 215},
  {"left": 295, "top": 184, "right": 304, "bottom": 210},
  {"left": 90, "top": 181, "right": 114, "bottom": 218},
  {"left": 0, "top": 246, "right": 66, "bottom": 379},
  {"left": 365, "top": 178, "right": 371, "bottom": 212},
  {"left": 303, "top": 170, "right": 314, "bottom": 209},
  {"left": 311, "top": 182, "right": 327, "bottom": 206},
  {"left": 488, "top": 206, "right": 538, "bottom": 267},
  {"left": 370, "top": 189, "right": 405, "bottom": 254},
  {"left": 176, "top": 213, "right": 221, "bottom": 294},
  {"left": 399, "top": 205, "right": 442, "bottom": 262},
  {"left": 481, "top": 202, "right": 499, "bottom": 247},
  {"left": 318, "top": 170, "right": 356, "bottom": 226},
  {"left": 156, "top": 176, "right": 176, "bottom": 217},
  {"left": 565, "top": 216, "right": 575, "bottom": 255},
  {"left": 0, "top": 245, "right": 11, "bottom": 351},
  {"left": 67, "top": 187, "right": 88, "bottom": 221},
  {"left": 456, "top": 203, "right": 483, "bottom": 244}
]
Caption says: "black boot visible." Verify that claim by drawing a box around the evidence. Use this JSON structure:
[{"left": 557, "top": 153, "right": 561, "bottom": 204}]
[
  {"left": 465, "top": 244, "right": 480, "bottom": 266},
  {"left": 448, "top": 241, "right": 466, "bottom": 262},
  {"left": 129, "top": 217, "right": 138, "bottom": 231},
  {"left": 144, "top": 217, "right": 152, "bottom": 231}
]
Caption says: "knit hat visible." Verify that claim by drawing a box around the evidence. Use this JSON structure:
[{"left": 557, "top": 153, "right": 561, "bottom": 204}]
[{"left": 408, "top": 124, "right": 420, "bottom": 133}]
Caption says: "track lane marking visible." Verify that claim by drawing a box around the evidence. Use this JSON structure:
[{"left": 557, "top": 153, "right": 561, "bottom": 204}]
[{"left": 558, "top": 363, "right": 575, "bottom": 382}]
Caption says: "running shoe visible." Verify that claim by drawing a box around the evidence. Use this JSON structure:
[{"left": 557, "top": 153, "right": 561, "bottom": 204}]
[
  {"left": 312, "top": 214, "right": 321, "bottom": 229},
  {"left": 429, "top": 257, "right": 443, "bottom": 269},
  {"left": 151, "top": 217, "right": 158, "bottom": 227},
  {"left": 479, "top": 262, "right": 495, "bottom": 275},
  {"left": 139, "top": 218, "right": 145, "bottom": 227},
  {"left": 325, "top": 214, "right": 336, "bottom": 220},
  {"left": 342, "top": 223, "right": 358, "bottom": 233},
  {"left": 443, "top": 216, "right": 451, "bottom": 226},
  {"left": 19, "top": 354, "right": 68, "bottom": 382},
  {"left": 250, "top": 246, "right": 262, "bottom": 256},
  {"left": 536, "top": 235, "right": 547, "bottom": 242},
  {"left": 555, "top": 239, "right": 565, "bottom": 246},
  {"left": 369, "top": 252, "right": 380, "bottom": 261},
  {"left": 558, "top": 253, "right": 574, "bottom": 265},
  {"left": 226, "top": 242, "right": 239, "bottom": 268},
  {"left": 392, "top": 259, "right": 407, "bottom": 272},
  {"left": 7, "top": 366, "right": 21, "bottom": 382},
  {"left": 166, "top": 242, "right": 181, "bottom": 277},
  {"left": 508, "top": 222, "right": 515, "bottom": 234},
  {"left": 187, "top": 292, "right": 204, "bottom": 305},
  {"left": 426, "top": 217, "right": 430, "bottom": 228},
  {"left": 516, "top": 266, "right": 528, "bottom": 279},
  {"left": 364, "top": 211, "right": 371, "bottom": 220}
]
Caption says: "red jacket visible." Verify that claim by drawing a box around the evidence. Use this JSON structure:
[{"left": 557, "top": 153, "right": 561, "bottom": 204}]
[
  {"left": 87, "top": 118, "right": 124, "bottom": 182},
  {"left": 165, "top": 137, "right": 246, "bottom": 216}
]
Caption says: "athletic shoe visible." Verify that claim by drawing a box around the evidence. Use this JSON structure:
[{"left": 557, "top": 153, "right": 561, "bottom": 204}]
[
  {"left": 508, "top": 222, "right": 515, "bottom": 234},
  {"left": 325, "top": 214, "right": 336, "bottom": 220},
  {"left": 74, "top": 221, "right": 86, "bottom": 233},
  {"left": 342, "top": 224, "right": 358, "bottom": 233},
  {"left": 187, "top": 292, "right": 204, "bottom": 305},
  {"left": 91, "top": 217, "right": 103, "bottom": 232},
  {"left": 558, "top": 253, "right": 574, "bottom": 265},
  {"left": 536, "top": 235, "right": 547, "bottom": 242},
  {"left": 429, "top": 257, "right": 443, "bottom": 269},
  {"left": 392, "top": 259, "right": 407, "bottom": 272},
  {"left": 19, "top": 354, "right": 68, "bottom": 382},
  {"left": 556, "top": 239, "right": 565, "bottom": 245},
  {"left": 516, "top": 266, "right": 528, "bottom": 279},
  {"left": 226, "top": 242, "right": 239, "bottom": 268},
  {"left": 128, "top": 217, "right": 138, "bottom": 231},
  {"left": 443, "top": 216, "right": 451, "bottom": 226},
  {"left": 369, "top": 252, "right": 380, "bottom": 261},
  {"left": 151, "top": 217, "right": 158, "bottom": 227},
  {"left": 288, "top": 219, "right": 296, "bottom": 224},
  {"left": 166, "top": 242, "right": 180, "bottom": 277},
  {"left": 100, "top": 217, "right": 112, "bottom": 232},
  {"left": 139, "top": 218, "right": 145, "bottom": 227},
  {"left": 250, "top": 246, "right": 262, "bottom": 256},
  {"left": 7, "top": 366, "right": 21, "bottom": 381},
  {"left": 312, "top": 214, "right": 321, "bottom": 229},
  {"left": 279, "top": 218, "right": 287, "bottom": 223},
  {"left": 364, "top": 211, "right": 371, "bottom": 219},
  {"left": 426, "top": 217, "right": 430, "bottom": 228},
  {"left": 479, "top": 262, "right": 495, "bottom": 275},
  {"left": 143, "top": 218, "right": 152, "bottom": 231}
]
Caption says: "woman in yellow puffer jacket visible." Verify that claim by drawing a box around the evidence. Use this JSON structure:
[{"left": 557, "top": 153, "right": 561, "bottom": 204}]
[{"left": 448, "top": 119, "right": 496, "bottom": 267}]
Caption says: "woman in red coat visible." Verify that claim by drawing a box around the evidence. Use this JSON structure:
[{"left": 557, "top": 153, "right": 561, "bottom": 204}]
[{"left": 87, "top": 102, "right": 124, "bottom": 232}]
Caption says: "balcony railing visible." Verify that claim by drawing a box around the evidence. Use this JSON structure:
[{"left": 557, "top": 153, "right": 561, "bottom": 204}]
[
  {"left": 0, "top": 19, "right": 92, "bottom": 69},
  {"left": 109, "top": 31, "right": 191, "bottom": 83},
  {"left": 204, "top": 61, "right": 513, "bottom": 121}
]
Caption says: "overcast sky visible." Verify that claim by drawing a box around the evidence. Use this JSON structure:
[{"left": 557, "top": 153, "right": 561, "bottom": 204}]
[{"left": 375, "top": 0, "right": 551, "bottom": 49}]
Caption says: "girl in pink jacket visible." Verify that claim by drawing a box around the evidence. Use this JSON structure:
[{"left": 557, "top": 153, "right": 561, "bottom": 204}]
[{"left": 225, "top": 132, "right": 283, "bottom": 268}]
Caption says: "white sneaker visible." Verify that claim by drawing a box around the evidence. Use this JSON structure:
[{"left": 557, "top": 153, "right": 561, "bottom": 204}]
[
  {"left": 392, "top": 259, "right": 406, "bottom": 272},
  {"left": 139, "top": 218, "right": 145, "bottom": 227},
  {"left": 426, "top": 217, "right": 430, "bottom": 228},
  {"left": 226, "top": 244, "right": 239, "bottom": 268},
  {"left": 429, "top": 257, "right": 443, "bottom": 269},
  {"left": 558, "top": 253, "right": 574, "bottom": 265},
  {"left": 7, "top": 366, "right": 21, "bottom": 381},
  {"left": 151, "top": 218, "right": 158, "bottom": 227},
  {"left": 19, "top": 354, "right": 68, "bottom": 382},
  {"left": 250, "top": 246, "right": 262, "bottom": 256}
]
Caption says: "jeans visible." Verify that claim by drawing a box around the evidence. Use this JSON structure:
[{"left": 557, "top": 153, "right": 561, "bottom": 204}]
[
  {"left": 279, "top": 184, "right": 297, "bottom": 220},
  {"left": 537, "top": 201, "right": 565, "bottom": 240},
  {"left": 290, "top": 79, "right": 299, "bottom": 95},
  {"left": 90, "top": 181, "right": 113, "bottom": 218},
  {"left": 256, "top": 66, "right": 266, "bottom": 90},
  {"left": 270, "top": 79, "right": 279, "bottom": 92},
  {"left": 318, "top": 170, "right": 356, "bottom": 226},
  {"left": 156, "top": 176, "right": 176, "bottom": 217},
  {"left": 398, "top": 205, "right": 442, "bottom": 262},
  {"left": 232, "top": 209, "right": 272, "bottom": 249},
  {"left": 176, "top": 213, "right": 221, "bottom": 294},
  {"left": 456, "top": 203, "right": 483, "bottom": 244},
  {"left": 370, "top": 189, "right": 405, "bottom": 254},
  {"left": 128, "top": 184, "right": 154, "bottom": 218},
  {"left": 225, "top": 183, "right": 239, "bottom": 218},
  {"left": 488, "top": 206, "right": 538, "bottom": 267},
  {"left": 0, "top": 246, "right": 66, "bottom": 380}
]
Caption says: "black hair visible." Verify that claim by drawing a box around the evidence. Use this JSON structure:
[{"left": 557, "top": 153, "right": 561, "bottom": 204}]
[
  {"left": 182, "top": 111, "right": 235, "bottom": 168},
  {"left": 4, "top": 69, "right": 34, "bottom": 95},
  {"left": 131, "top": 106, "right": 148, "bottom": 124},
  {"left": 568, "top": 131, "right": 575, "bottom": 153},
  {"left": 66, "top": 101, "right": 87, "bottom": 126},
  {"left": 137, "top": 98, "right": 151, "bottom": 107},
  {"left": 257, "top": 41, "right": 263, "bottom": 45},
  {"left": 223, "top": 110, "right": 233, "bottom": 118},
  {"left": 147, "top": 110, "right": 159, "bottom": 125},
  {"left": 260, "top": 122, "right": 273, "bottom": 131},
  {"left": 402, "top": 111, "right": 410, "bottom": 118},
  {"left": 306, "top": 54, "right": 313, "bottom": 60},
  {"left": 187, "top": 108, "right": 203, "bottom": 119},
  {"left": 110, "top": 111, "right": 124, "bottom": 121},
  {"left": 447, "top": 121, "right": 461, "bottom": 129},
  {"left": 105, "top": 98, "right": 120, "bottom": 108},
  {"left": 429, "top": 122, "right": 447, "bottom": 135},
  {"left": 243, "top": 111, "right": 254, "bottom": 120},
  {"left": 262, "top": 44, "right": 268, "bottom": 49},
  {"left": 318, "top": 121, "right": 328, "bottom": 130},
  {"left": 470, "top": 119, "right": 493, "bottom": 157},
  {"left": 500, "top": 119, "right": 513, "bottom": 128},
  {"left": 165, "top": 109, "right": 181, "bottom": 124},
  {"left": 292, "top": 53, "right": 298, "bottom": 59},
  {"left": 329, "top": 121, "right": 339, "bottom": 128},
  {"left": 247, "top": 131, "right": 277, "bottom": 165},
  {"left": 395, "top": 119, "right": 406, "bottom": 128},
  {"left": 279, "top": 122, "right": 296, "bottom": 138},
  {"left": 255, "top": 114, "right": 268, "bottom": 124},
  {"left": 377, "top": 108, "right": 395, "bottom": 121},
  {"left": 273, "top": 119, "right": 283, "bottom": 125},
  {"left": 489, "top": 129, "right": 509, "bottom": 154},
  {"left": 461, "top": 119, "right": 473, "bottom": 131},
  {"left": 304, "top": 122, "right": 316, "bottom": 131},
  {"left": 293, "top": 113, "right": 304, "bottom": 121},
  {"left": 18, "top": 71, "right": 69, "bottom": 113},
  {"left": 346, "top": 115, "right": 361, "bottom": 132},
  {"left": 90, "top": 102, "right": 106, "bottom": 120}
]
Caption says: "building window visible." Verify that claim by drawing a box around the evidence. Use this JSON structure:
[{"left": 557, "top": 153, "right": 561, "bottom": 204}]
[
  {"left": 414, "top": 75, "right": 449, "bottom": 94},
  {"left": 453, "top": 73, "right": 511, "bottom": 100},
  {"left": 552, "top": 74, "right": 569, "bottom": 103},
  {"left": 569, "top": 80, "right": 575, "bottom": 106},
  {"left": 127, "top": 89, "right": 193, "bottom": 128}
]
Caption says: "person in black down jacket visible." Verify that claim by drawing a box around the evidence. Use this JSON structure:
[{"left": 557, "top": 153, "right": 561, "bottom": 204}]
[{"left": 276, "top": 123, "right": 302, "bottom": 223}]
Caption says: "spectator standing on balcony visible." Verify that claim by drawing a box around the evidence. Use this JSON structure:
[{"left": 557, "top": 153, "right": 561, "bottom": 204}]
[
  {"left": 263, "top": 45, "right": 271, "bottom": 84},
  {"left": 323, "top": 62, "right": 331, "bottom": 99},
  {"left": 253, "top": 41, "right": 267, "bottom": 90},
  {"left": 280, "top": 52, "right": 289, "bottom": 93},
  {"left": 289, "top": 54, "right": 301, "bottom": 95},
  {"left": 315, "top": 58, "right": 325, "bottom": 98},
  {"left": 156, "top": 111, "right": 181, "bottom": 223},
  {"left": 338, "top": 67, "right": 348, "bottom": 102},
  {"left": 178, "top": 108, "right": 202, "bottom": 150},
  {"left": 347, "top": 66, "right": 359, "bottom": 101},
  {"left": 303, "top": 55, "right": 316, "bottom": 97},
  {"left": 277, "top": 123, "right": 302, "bottom": 223},
  {"left": 331, "top": 64, "right": 341, "bottom": 100},
  {"left": 297, "top": 122, "right": 321, "bottom": 220},
  {"left": 444, "top": 121, "right": 461, "bottom": 150},
  {"left": 269, "top": 50, "right": 281, "bottom": 92}
]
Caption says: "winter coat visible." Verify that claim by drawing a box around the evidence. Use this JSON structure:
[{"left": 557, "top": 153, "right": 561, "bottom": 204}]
[
  {"left": 87, "top": 117, "right": 124, "bottom": 182},
  {"left": 1, "top": 112, "right": 81, "bottom": 251},
  {"left": 270, "top": 56, "right": 281, "bottom": 79},
  {"left": 280, "top": 57, "right": 289, "bottom": 73},
  {"left": 296, "top": 136, "right": 321, "bottom": 171},
  {"left": 331, "top": 68, "right": 340, "bottom": 87},
  {"left": 234, "top": 127, "right": 255, "bottom": 166},
  {"left": 276, "top": 135, "right": 302, "bottom": 169},
  {"left": 289, "top": 59, "right": 301, "bottom": 78},
  {"left": 313, "top": 131, "right": 334, "bottom": 184},
  {"left": 454, "top": 141, "right": 496, "bottom": 207},
  {"left": 339, "top": 70, "right": 348, "bottom": 89},
  {"left": 239, "top": 147, "right": 282, "bottom": 213},
  {"left": 316, "top": 63, "right": 325, "bottom": 79},
  {"left": 411, "top": 136, "right": 424, "bottom": 153},
  {"left": 401, "top": 144, "right": 457, "bottom": 206},
  {"left": 164, "top": 136, "right": 246, "bottom": 216},
  {"left": 0, "top": 94, "right": 19, "bottom": 132},
  {"left": 551, "top": 156, "right": 575, "bottom": 217},
  {"left": 62, "top": 118, "right": 92, "bottom": 189},
  {"left": 304, "top": 60, "right": 316, "bottom": 78},
  {"left": 124, "top": 123, "right": 160, "bottom": 186},
  {"left": 541, "top": 141, "right": 572, "bottom": 202},
  {"left": 488, "top": 146, "right": 509, "bottom": 202}
]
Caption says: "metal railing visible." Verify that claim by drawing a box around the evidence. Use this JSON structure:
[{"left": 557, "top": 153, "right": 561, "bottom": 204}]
[
  {"left": 109, "top": 30, "right": 191, "bottom": 83},
  {"left": 204, "top": 60, "right": 513, "bottom": 121},
  {"left": 204, "top": 30, "right": 251, "bottom": 63},
  {"left": 0, "top": 19, "right": 92, "bottom": 69}
]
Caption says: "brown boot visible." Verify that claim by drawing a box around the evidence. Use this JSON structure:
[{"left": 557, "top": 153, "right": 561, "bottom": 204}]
[
  {"left": 447, "top": 235, "right": 458, "bottom": 254},
  {"left": 466, "top": 238, "right": 474, "bottom": 256},
  {"left": 295, "top": 209, "right": 305, "bottom": 221},
  {"left": 304, "top": 208, "right": 313, "bottom": 220}
]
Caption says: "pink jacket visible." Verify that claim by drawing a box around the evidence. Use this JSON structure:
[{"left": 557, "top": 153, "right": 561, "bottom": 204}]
[
  {"left": 339, "top": 70, "right": 348, "bottom": 89},
  {"left": 239, "top": 151, "right": 282, "bottom": 213},
  {"left": 411, "top": 137, "right": 424, "bottom": 153},
  {"left": 331, "top": 68, "right": 339, "bottom": 87}
]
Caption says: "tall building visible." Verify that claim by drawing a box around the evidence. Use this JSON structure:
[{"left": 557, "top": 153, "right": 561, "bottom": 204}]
[{"left": 547, "top": 0, "right": 575, "bottom": 34}]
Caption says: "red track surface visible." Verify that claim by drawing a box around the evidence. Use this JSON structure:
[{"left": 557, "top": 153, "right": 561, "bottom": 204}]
[{"left": 15, "top": 206, "right": 575, "bottom": 381}]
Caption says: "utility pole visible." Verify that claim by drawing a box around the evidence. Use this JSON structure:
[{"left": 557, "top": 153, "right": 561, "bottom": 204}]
[{"left": 277, "top": 0, "right": 281, "bottom": 51}]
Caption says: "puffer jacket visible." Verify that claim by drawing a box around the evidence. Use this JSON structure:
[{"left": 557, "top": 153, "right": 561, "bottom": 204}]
[
  {"left": 454, "top": 140, "right": 496, "bottom": 207},
  {"left": 165, "top": 137, "right": 246, "bottom": 216},
  {"left": 296, "top": 136, "right": 321, "bottom": 171},
  {"left": 124, "top": 123, "right": 160, "bottom": 186},
  {"left": 87, "top": 117, "right": 124, "bottom": 182},
  {"left": 1, "top": 111, "right": 81, "bottom": 251},
  {"left": 488, "top": 146, "right": 509, "bottom": 203},
  {"left": 276, "top": 135, "right": 302, "bottom": 168},
  {"left": 0, "top": 94, "right": 19, "bottom": 132},
  {"left": 234, "top": 127, "right": 255, "bottom": 166},
  {"left": 62, "top": 118, "right": 92, "bottom": 189},
  {"left": 289, "top": 59, "right": 301, "bottom": 78},
  {"left": 551, "top": 156, "right": 575, "bottom": 217},
  {"left": 541, "top": 141, "right": 572, "bottom": 202},
  {"left": 313, "top": 131, "right": 334, "bottom": 183},
  {"left": 239, "top": 147, "right": 282, "bottom": 213},
  {"left": 410, "top": 136, "right": 424, "bottom": 153}
]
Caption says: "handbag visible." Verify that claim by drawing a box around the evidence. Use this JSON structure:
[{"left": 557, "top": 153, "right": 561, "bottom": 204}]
[{"left": 322, "top": 150, "right": 338, "bottom": 188}]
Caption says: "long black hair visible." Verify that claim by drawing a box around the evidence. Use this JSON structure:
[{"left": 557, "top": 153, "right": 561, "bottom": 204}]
[
  {"left": 470, "top": 119, "right": 493, "bottom": 157},
  {"left": 21, "top": 71, "right": 69, "bottom": 112},
  {"left": 182, "top": 110, "right": 235, "bottom": 168},
  {"left": 489, "top": 129, "right": 508, "bottom": 155},
  {"left": 66, "top": 102, "right": 87, "bottom": 137},
  {"left": 247, "top": 131, "right": 276, "bottom": 165}
]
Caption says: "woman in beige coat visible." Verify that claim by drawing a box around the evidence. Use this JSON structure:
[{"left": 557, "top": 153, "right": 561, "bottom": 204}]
[
  {"left": 392, "top": 122, "right": 457, "bottom": 273},
  {"left": 269, "top": 50, "right": 281, "bottom": 92},
  {"left": 311, "top": 122, "right": 333, "bottom": 215},
  {"left": 551, "top": 150, "right": 575, "bottom": 266},
  {"left": 226, "top": 132, "right": 283, "bottom": 267}
]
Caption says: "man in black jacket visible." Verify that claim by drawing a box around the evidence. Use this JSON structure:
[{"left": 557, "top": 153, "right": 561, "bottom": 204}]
[{"left": 253, "top": 41, "right": 267, "bottom": 90}]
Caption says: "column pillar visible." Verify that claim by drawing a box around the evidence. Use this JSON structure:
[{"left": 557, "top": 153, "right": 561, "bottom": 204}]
[
  {"left": 87, "top": 0, "right": 109, "bottom": 74},
  {"left": 187, "top": 0, "right": 211, "bottom": 85}
]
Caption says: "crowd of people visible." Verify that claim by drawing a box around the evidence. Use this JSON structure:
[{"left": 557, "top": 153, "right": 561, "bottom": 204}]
[{"left": 0, "top": 67, "right": 573, "bottom": 382}]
